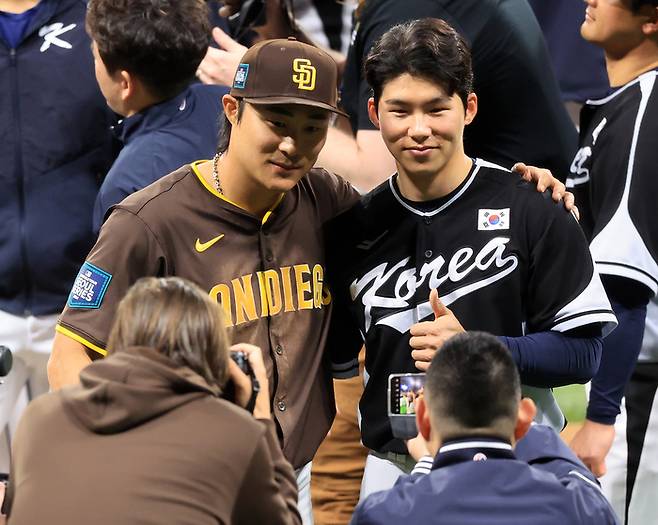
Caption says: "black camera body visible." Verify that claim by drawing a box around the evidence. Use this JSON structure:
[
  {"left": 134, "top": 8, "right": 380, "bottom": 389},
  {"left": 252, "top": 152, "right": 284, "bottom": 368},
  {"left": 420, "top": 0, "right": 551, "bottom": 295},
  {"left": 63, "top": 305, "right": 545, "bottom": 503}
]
[
  {"left": 0, "top": 346, "right": 12, "bottom": 377},
  {"left": 231, "top": 350, "right": 252, "bottom": 375},
  {"left": 224, "top": 351, "right": 260, "bottom": 413}
]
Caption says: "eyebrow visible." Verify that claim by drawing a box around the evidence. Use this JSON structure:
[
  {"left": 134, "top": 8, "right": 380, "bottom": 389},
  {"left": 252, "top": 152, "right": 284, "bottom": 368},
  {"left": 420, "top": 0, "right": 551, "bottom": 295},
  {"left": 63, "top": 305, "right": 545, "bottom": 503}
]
[{"left": 384, "top": 96, "right": 450, "bottom": 106}]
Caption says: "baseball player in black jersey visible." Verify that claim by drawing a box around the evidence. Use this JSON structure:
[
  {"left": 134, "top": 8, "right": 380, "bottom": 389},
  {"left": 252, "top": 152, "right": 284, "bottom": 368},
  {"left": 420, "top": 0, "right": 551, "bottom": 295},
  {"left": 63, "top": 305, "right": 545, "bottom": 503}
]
[
  {"left": 567, "top": 1, "right": 658, "bottom": 522},
  {"left": 326, "top": 18, "right": 617, "bottom": 497}
]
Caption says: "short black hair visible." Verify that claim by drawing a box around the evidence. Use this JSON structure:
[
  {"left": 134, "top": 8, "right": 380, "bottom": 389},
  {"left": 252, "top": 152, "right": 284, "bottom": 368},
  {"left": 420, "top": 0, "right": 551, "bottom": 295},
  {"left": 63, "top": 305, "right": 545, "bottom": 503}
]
[
  {"left": 364, "top": 18, "right": 474, "bottom": 109},
  {"left": 86, "top": 0, "right": 210, "bottom": 101},
  {"left": 631, "top": 0, "right": 658, "bottom": 10},
  {"left": 425, "top": 332, "right": 520, "bottom": 432}
]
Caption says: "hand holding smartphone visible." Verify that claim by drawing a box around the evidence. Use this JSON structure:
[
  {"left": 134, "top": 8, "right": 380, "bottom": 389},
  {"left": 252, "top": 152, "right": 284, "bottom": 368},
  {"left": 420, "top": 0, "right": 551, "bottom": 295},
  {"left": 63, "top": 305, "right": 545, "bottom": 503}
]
[{"left": 388, "top": 373, "right": 426, "bottom": 439}]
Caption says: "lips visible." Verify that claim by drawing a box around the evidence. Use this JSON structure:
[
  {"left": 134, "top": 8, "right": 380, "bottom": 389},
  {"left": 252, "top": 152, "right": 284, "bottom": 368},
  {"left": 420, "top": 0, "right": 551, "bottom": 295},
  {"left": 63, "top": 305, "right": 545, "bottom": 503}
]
[
  {"left": 270, "top": 160, "right": 302, "bottom": 170},
  {"left": 404, "top": 146, "right": 437, "bottom": 152}
]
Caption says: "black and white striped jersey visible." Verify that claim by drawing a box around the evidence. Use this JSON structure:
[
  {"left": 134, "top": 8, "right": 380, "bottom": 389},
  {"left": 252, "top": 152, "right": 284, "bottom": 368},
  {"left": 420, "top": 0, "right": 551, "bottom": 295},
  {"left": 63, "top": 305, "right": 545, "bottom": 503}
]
[
  {"left": 567, "top": 69, "right": 658, "bottom": 297},
  {"left": 327, "top": 159, "right": 616, "bottom": 454}
]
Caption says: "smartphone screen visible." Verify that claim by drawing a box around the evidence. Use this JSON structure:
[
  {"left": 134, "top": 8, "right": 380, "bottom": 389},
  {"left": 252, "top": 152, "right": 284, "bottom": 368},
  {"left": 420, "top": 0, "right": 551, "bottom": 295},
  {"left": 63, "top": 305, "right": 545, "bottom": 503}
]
[{"left": 389, "top": 373, "right": 426, "bottom": 416}]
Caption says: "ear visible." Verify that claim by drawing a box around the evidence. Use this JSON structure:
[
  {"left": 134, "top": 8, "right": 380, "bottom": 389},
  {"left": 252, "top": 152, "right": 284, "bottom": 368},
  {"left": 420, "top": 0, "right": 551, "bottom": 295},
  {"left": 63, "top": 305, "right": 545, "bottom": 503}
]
[
  {"left": 367, "top": 97, "right": 381, "bottom": 129},
  {"left": 464, "top": 92, "right": 478, "bottom": 126},
  {"left": 118, "top": 70, "right": 135, "bottom": 104},
  {"left": 513, "top": 397, "right": 536, "bottom": 442},
  {"left": 416, "top": 396, "right": 432, "bottom": 442},
  {"left": 222, "top": 94, "right": 241, "bottom": 126},
  {"left": 641, "top": 7, "right": 658, "bottom": 36}
]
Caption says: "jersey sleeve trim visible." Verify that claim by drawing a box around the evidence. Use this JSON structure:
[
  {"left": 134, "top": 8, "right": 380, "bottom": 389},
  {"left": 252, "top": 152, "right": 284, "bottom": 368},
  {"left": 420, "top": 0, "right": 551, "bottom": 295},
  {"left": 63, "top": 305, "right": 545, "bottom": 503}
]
[
  {"left": 331, "top": 358, "right": 359, "bottom": 379},
  {"left": 551, "top": 312, "right": 618, "bottom": 335},
  {"left": 549, "top": 269, "right": 618, "bottom": 337},
  {"left": 596, "top": 261, "right": 658, "bottom": 296},
  {"left": 55, "top": 324, "right": 107, "bottom": 357}
]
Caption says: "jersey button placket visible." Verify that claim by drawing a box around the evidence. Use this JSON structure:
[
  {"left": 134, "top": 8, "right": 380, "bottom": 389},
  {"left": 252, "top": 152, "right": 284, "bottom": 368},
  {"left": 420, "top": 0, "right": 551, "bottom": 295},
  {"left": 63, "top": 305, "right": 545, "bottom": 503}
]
[
  {"left": 275, "top": 344, "right": 284, "bottom": 355},
  {"left": 277, "top": 400, "right": 287, "bottom": 412}
]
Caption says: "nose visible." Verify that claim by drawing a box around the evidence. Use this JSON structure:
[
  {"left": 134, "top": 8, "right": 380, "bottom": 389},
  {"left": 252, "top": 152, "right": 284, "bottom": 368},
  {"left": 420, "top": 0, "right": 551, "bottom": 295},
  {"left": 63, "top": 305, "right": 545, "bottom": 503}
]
[
  {"left": 278, "top": 135, "right": 298, "bottom": 157},
  {"left": 408, "top": 114, "right": 431, "bottom": 142}
]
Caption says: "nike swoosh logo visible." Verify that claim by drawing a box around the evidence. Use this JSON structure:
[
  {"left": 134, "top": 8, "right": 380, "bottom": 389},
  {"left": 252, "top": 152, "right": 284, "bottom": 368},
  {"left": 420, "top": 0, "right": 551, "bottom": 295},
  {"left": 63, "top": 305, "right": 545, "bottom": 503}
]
[{"left": 195, "top": 234, "right": 224, "bottom": 252}]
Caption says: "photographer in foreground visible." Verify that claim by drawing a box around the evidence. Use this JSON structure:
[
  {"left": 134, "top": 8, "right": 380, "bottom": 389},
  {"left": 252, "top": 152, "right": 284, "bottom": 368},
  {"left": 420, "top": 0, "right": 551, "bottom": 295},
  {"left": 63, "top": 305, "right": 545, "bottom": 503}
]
[
  {"left": 4, "top": 277, "right": 300, "bottom": 525},
  {"left": 352, "top": 332, "right": 618, "bottom": 525}
]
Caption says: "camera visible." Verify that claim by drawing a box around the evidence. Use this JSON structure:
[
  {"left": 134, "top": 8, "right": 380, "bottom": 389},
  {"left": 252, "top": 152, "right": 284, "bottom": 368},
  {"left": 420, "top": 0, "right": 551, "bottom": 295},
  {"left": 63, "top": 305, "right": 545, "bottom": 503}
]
[
  {"left": 0, "top": 346, "right": 12, "bottom": 378},
  {"left": 224, "top": 351, "right": 260, "bottom": 413},
  {"left": 231, "top": 350, "right": 252, "bottom": 375}
]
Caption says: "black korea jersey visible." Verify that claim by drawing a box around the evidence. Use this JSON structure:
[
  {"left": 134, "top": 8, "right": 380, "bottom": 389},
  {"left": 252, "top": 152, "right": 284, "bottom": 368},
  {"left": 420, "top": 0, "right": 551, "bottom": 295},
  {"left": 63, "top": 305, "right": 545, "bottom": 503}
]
[
  {"left": 567, "top": 70, "right": 658, "bottom": 300},
  {"left": 326, "top": 159, "right": 616, "bottom": 454},
  {"left": 567, "top": 70, "right": 658, "bottom": 364}
]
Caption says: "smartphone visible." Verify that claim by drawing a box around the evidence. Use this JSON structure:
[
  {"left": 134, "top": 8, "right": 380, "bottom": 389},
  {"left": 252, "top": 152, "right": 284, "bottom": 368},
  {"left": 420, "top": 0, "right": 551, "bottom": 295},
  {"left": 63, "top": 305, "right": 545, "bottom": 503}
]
[{"left": 388, "top": 373, "right": 426, "bottom": 439}]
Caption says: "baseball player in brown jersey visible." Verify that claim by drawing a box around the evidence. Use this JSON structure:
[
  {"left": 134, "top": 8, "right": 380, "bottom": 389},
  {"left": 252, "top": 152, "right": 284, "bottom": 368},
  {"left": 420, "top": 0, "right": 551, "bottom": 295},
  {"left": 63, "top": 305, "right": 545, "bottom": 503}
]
[{"left": 48, "top": 38, "right": 358, "bottom": 523}]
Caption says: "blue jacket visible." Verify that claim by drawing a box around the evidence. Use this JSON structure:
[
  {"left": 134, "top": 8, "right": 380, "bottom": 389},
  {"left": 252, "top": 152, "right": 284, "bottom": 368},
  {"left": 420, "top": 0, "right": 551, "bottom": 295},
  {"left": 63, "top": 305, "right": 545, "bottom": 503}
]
[
  {"left": 352, "top": 425, "right": 619, "bottom": 525},
  {"left": 0, "top": 0, "right": 116, "bottom": 316},
  {"left": 93, "top": 83, "right": 227, "bottom": 233}
]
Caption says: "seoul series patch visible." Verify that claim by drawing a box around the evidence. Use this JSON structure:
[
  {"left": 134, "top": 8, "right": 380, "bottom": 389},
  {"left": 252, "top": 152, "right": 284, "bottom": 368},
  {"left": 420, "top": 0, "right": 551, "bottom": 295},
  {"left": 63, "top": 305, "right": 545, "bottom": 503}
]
[
  {"left": 478, "top": 208, "right": 510, "bottom": 231},
  {"left": 67, "top": 262, "right": 112, "bottom": 309},
  {"left": 233, "top": 63, "right": 249, "bottom": 89}
]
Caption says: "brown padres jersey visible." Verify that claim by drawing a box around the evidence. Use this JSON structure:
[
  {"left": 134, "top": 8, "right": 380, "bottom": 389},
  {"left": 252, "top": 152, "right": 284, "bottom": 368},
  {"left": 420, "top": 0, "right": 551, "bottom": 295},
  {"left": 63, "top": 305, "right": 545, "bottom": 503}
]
[{"left": 57, "top": 161, "right": 360, "bottom": 469}]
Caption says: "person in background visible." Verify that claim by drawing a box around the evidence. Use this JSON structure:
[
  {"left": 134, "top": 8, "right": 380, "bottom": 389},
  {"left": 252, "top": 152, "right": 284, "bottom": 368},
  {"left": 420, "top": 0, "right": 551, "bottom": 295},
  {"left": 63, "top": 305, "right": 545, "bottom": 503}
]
[
  {"left": 87, "top": 0, "right": 228, "bottom": 234},
  {"left": 528, "top": 0, "right": 609, "bottom": 123},
  {"left": 566, "top": 1, "right": 658, "bottom": 523},
  {"left": 0, "top": 0, "right": 115, "bottom": 472}
]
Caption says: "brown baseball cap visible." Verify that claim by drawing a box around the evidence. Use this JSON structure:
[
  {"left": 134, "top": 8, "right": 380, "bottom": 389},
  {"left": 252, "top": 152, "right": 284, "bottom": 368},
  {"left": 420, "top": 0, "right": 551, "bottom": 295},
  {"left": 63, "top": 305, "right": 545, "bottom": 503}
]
[{"left": 229, "top": 37, "right": 346, "bottom": 116}]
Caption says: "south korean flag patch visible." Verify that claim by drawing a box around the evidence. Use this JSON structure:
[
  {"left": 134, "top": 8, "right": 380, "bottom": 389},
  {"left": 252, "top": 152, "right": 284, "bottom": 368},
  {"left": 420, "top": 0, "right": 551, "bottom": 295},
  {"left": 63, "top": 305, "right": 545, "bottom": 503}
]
[
  {"left": 478, "top": 208, "right": 510, "bottom": 231},
  {"left": 67, "top": 262, "right": 112, "bottom": 309}
]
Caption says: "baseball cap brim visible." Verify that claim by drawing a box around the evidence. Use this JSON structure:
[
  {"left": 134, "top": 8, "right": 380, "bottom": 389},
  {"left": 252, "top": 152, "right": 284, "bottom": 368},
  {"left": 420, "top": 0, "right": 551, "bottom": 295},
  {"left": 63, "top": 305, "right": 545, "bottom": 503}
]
[{"left": 242, "top": 95, "right": 349, "bottom": 118}]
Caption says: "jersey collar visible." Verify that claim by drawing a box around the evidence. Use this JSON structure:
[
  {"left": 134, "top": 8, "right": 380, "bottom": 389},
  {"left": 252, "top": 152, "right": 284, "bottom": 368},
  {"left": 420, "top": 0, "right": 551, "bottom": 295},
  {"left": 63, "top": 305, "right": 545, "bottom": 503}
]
[
  {"left": 191, "top": 160, "right": 284, "bottom": 226},
  {"left": 433, "top": 437, "right": 515, "bottom": 470},
  {"left": 388, "top": 159, "right": 480, "bottom": 217}
]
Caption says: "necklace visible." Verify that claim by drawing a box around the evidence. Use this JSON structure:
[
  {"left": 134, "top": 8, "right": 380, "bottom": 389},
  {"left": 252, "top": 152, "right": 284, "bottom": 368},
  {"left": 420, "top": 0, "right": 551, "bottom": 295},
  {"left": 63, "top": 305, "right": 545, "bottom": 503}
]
[{"left": 212, "top": 153, "right": 223, "bottom": 195}]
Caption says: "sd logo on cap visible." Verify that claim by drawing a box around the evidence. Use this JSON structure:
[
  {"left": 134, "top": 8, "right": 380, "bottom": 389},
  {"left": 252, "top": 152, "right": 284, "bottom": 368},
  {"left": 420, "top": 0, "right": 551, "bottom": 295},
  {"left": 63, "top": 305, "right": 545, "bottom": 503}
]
[{"left": 230, "top": 38, "right": 346, "bottom": 116}]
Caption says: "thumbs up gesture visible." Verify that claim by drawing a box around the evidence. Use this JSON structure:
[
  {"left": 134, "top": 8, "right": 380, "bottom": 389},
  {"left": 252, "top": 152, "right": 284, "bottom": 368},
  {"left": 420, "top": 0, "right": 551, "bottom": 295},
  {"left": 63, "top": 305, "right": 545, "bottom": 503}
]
[{"left": 409, "top": 289, "right": 465, "bottom": 371}]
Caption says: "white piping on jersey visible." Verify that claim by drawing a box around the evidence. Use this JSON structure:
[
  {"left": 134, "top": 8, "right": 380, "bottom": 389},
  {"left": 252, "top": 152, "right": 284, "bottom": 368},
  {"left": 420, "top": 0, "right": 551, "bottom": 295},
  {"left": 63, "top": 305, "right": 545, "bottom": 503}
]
[
  {"left": 552, "top": 265, "right": 617, "bottom": 337},
  {"left": 585, "top": 70, "right": 656, "bottom": 106},
  {"left": 387, "top": 159, "right": 484, "bottom": 216},
  {"left": 439, "top": 441, "right": 512, "bottom": 453},
  {"left": 595, "top": 262, "right": 658, "bottom": 296},
  {"left": 553, "top": 312, "right": 619, "bottom": 336},
  {"left": 589, "top": 72, "right": 658, "bottom": 292},
  {"left": 568, "top": 470, "right": 604, "bottom": 493}
]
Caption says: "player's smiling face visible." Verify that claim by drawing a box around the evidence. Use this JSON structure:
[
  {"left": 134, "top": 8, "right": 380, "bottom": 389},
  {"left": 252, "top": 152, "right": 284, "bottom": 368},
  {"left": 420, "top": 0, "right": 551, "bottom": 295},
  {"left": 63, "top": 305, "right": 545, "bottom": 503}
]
[
  {"left": 368, "top": 73, "right": 476, "bottom": 184},
  {"left": 228, "top": 101, "right": 330, "bottom": 193}
]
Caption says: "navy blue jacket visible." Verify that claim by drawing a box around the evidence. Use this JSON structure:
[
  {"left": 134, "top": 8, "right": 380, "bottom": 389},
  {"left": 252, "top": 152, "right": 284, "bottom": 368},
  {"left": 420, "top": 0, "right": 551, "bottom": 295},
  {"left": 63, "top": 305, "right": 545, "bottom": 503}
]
[
  {"left": 352, "top": 425, "right": 618, "bottom": 525},
  {"left": 93, "top": 83, "right": 227, "bottom": 233},
  {"left": 0, "top": 0, "right": 116, "bottom": 316}
]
